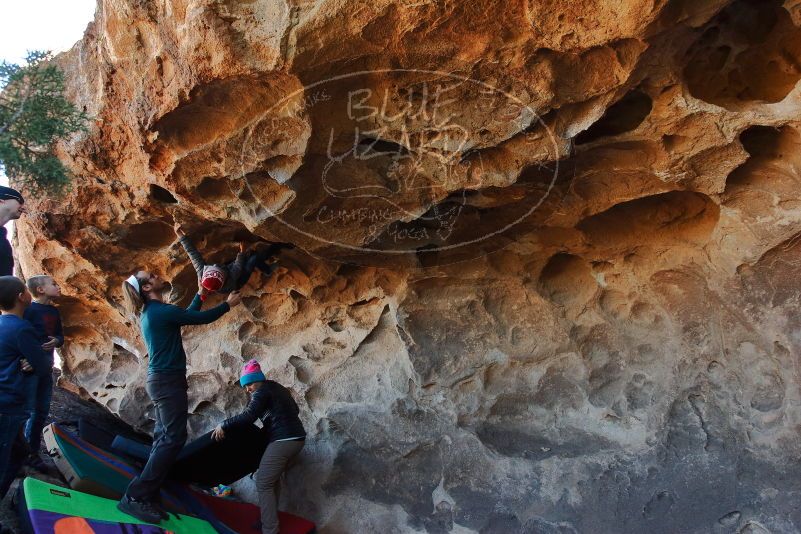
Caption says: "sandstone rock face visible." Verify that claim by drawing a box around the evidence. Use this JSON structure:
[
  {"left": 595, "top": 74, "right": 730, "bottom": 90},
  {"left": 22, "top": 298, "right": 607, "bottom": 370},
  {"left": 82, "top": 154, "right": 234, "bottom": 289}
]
[{"left": 14, "top": 0, "right": 801, "bottom": 531}]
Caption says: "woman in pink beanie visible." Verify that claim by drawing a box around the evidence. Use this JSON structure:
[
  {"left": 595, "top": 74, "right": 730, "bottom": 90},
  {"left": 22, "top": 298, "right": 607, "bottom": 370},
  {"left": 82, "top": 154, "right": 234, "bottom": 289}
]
[{"left": 212, "top": 359, "right": 306, "bottom": 534}]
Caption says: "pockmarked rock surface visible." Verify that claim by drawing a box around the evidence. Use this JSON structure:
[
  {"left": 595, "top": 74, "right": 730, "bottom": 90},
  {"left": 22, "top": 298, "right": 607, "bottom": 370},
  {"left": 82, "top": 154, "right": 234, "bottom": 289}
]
[{"left": 14, "top": 0, "right": 801, "bottom": 531}]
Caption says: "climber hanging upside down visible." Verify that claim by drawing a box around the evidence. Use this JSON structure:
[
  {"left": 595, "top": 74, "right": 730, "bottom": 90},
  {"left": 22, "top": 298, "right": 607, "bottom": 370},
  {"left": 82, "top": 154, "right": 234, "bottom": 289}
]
[{"left": 173, "top": 223, "right": 291, "bottom": 294}]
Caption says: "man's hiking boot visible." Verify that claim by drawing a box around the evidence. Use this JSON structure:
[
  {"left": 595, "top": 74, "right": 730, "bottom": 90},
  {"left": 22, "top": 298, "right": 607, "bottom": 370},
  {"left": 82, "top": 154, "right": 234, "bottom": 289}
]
[
  {"left": 117, "top": 495, "right": 162, "bottom": 524},
  {"left": 149, "top": 499, "right": 170, "bottom": 521}
]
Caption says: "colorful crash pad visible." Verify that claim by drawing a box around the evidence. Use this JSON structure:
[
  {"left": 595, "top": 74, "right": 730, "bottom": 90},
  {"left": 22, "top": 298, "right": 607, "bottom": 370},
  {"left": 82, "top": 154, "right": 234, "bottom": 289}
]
[
  {"left": 42, "top": 423, "right": 186, "bottom": 510},
  {"left": 78, "top": 419, "right": 122, "bottom": 453},
  {"left": 43, "top": 423, "right": 315, "bottom": 534},
  {"left": 110, "top": 435, "right": 151, "bottom": 461},
  {"left": 192, "top": 490, "right": 317, "bottom": 534},
  {"left": 78, "top": 419, "right": 148, "bottom": 466},
  {"left": 17, "top": 477, "right": 217, "bottom": 534}
]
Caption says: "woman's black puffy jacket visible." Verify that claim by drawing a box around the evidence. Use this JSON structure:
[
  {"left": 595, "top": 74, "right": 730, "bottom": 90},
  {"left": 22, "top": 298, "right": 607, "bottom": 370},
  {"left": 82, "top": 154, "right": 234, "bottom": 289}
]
[{"left": 221, "top": 381, "right": 305, "bottom": 442}]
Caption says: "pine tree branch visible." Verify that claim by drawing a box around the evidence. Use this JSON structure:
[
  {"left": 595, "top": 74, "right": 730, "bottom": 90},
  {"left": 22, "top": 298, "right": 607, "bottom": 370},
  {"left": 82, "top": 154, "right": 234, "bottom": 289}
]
[{"left": 0, "top": 81, "right": 33, "bottom": 136}]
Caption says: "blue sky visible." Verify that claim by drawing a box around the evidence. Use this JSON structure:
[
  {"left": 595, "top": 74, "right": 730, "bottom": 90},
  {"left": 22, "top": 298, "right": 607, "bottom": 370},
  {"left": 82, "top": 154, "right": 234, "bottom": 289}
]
[
  {"left": 0, "top": 0, "right": 96, "bottom": 206},
  {"left": 0, "top": 0, "right": 96, "bottom": 63}
]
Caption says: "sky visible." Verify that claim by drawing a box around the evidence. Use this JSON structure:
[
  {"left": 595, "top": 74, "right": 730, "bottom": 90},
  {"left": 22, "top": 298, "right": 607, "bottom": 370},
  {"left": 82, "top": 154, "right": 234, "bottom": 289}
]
[
  {"left": 0, "top": 0, "right": 97, "bottom": 64},
  {"left": 0, "top": 0, "right": 97, "bottom": 207}
]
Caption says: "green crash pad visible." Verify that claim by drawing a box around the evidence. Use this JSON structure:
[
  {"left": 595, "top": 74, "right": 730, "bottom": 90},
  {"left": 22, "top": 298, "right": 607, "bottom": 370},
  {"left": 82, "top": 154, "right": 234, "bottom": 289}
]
[{"left": 21, "top": 477, "right": 218, "bottom": 533}]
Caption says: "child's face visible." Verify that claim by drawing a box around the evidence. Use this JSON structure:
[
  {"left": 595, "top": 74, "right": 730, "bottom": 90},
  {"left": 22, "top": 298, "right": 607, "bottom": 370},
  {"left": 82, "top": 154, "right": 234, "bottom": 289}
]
[
  {"left": 39, "top": 278, "right": 61, "bottom": 298},
  {"left": 20, "top": 287, "right": 32, "bottom": 307},
  {"left": 245, "top": 382, "right": 260, "bottom": 394}
]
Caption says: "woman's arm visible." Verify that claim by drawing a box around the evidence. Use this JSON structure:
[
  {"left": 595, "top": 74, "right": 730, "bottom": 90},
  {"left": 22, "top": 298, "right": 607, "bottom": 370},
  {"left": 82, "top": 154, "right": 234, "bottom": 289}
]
[
  {"left": 221, "top": 387, "right": 269, "bottom": 431},
  {"left": 168, "top": 301, "right": 230, "bottom": 326},
  {"left": 168, "top": 291, "right": 241, "bottom": 326}
]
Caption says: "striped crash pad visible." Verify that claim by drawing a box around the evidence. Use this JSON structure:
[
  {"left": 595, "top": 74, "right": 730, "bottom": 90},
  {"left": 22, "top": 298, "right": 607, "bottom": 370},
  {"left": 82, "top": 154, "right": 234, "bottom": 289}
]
[
  {"left": 17, "top": 477, "right": 217, "bottom": 533},
  {"left": 43, "top": 423, "right": 316, "bottom": 534}
]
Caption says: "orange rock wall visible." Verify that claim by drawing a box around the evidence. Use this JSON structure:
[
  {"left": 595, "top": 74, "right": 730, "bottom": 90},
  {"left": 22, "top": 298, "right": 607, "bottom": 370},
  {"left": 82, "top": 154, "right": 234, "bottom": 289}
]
[{"left": 15, "top": 0, "right": 801, "bottom": 531}]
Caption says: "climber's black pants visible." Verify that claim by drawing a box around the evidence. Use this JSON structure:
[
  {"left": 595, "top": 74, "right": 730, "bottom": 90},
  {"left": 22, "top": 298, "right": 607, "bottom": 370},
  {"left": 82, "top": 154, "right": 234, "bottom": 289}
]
[
  {"left": 235, "top": 247, "right": 279, "bottom": 290},
  {"left": 125, "top": 372, "right": 187, "bottom": 502}
]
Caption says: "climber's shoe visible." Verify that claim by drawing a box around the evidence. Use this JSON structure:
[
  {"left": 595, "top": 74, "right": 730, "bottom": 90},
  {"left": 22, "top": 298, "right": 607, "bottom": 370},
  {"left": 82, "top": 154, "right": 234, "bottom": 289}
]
[{"left": 117, "top": 495, "right": 162, "bottom": 524}]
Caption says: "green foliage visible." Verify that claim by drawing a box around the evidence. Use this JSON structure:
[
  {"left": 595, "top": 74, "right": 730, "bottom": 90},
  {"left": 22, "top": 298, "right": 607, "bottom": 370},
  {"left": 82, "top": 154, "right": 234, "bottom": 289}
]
[{"left": 0, "top": 50, "right": 90, "bottom": 196}]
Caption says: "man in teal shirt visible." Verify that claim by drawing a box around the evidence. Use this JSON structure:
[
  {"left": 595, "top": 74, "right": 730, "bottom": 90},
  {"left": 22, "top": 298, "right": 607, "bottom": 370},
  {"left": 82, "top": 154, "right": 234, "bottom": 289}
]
[{"left": 117, "top": 270, "right": 241, "bottom": 523}]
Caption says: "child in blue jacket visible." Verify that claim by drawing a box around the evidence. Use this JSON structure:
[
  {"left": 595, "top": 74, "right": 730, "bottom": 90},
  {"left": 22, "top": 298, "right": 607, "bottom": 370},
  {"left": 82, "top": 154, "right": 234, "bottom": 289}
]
[
  {"left": 0, "top": 276, "right": 49, "bottom": 508},
  {"left": 23, "top": 275, "right": 64, "bottom": 466}
]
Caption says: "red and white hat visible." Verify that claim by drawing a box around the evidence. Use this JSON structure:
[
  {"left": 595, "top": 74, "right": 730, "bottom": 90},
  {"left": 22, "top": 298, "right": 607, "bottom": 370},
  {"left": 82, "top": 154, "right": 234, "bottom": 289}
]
[{"left": 201, "top": 265, "right": 226, "bottom": 291}]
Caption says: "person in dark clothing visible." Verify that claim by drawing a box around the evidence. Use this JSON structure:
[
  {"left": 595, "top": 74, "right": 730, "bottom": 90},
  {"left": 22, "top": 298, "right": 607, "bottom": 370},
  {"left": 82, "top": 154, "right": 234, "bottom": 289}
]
[
  {"left": 117, "top": 269, "right": 242, "bottom": 524},
  {"left": 174, "top": 223, "right": 289, "bottom": 294},
  {"left": 212, "top": 359, "right": 305, "bottom": 534},
  {"left": 0, "top": 276, "right": 49, "bottom": 515},
  {"left": 22, "top": 275, "right": 64, "bottom": 467},
  {"left": 0, "top": 186, "right": 26, "bottom": 276}
]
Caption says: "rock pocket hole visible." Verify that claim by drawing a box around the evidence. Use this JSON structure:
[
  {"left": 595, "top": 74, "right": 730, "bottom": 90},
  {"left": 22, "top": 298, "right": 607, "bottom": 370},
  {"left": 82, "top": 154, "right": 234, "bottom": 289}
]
[
  {"left": 683, "top": 0, "right": 801, "bottom": 108},
  {"left": 539, "top": 253, "right": 597, "bottom": 306},
  {"left": 738, "top": 125, "right": 783, "bottom": 157},
  {"left": 577, "top": 190, "right": 720, "bottom": 248},
  {"left": 151, "top": 74, "right": 290, "bottom": 154},
  {"left": 106, "top": 344, "right": 139, "bottom": 386},
  {"left": 575, "top": 90, "right": 652, "bottom": 145},
  {"left": 328, "top": 320, "right": 345, "bottom": 332},
  {"left": 289, "top": 289, "right": 306, "bottom": 301},
  {"left": 149, "top": 184, "right": 178, "bottom": 203},
  {"left": 196, "top": 176, "right": 234, "bottom": 200},
  {"left": 357, "top": 137, "right": 409, "bottom": 157},
  {"left": 725, "top": 125, "right": 801, "bottom": 193},
  {"left": 123, "top": 221, "right": 175, "bottom": 249}
]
